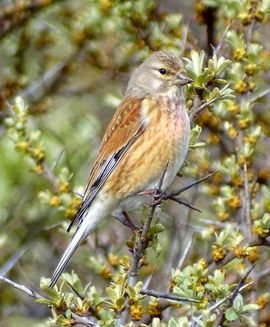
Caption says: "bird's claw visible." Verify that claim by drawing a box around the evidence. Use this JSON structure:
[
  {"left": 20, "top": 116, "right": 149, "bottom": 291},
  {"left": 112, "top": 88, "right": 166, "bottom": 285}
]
[{"left": 138, "top": 188, "right": 165, "bottom": 206}]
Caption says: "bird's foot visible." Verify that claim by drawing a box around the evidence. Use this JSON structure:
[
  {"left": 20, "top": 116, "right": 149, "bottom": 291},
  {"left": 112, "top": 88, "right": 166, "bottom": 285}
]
[{"left": 138, "top": 188, "right": 165, "bottom": 206}]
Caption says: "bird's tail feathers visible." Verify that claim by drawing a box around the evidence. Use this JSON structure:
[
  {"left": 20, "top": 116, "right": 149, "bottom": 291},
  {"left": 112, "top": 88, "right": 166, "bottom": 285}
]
[{"left": 49, "top": 212, "right": 101, "bottom": 288}]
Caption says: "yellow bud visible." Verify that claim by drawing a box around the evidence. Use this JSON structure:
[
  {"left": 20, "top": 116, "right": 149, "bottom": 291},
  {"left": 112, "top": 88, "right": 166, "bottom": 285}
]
[
  {"left": 254, "top": 10, "right": 265, "bottom": 22},
  {"left": 239, "top": 12, "right": 252, "bottom": 26},
  {"left": 233, "top": 48, "right": 246, "bottom": 61},
  {"left": 238, "top": 119, "right": 249, "bottom": 129},
  {"left": 195, "top": 284, "right": 204, "bottom": 292},
  {"left": 59, "top": 182, "right": 70, "bottom": 193},
  {"left": 235, "top": 246, "right": 247, "bottom": 258},
  {"left": 208, "top": 133, "right": 219, "bottom": 144},
  {"left": 15, "top": 141, "right": 29, "bottom": 153},
  {"left": 100, "top": 266, "right": 112, "bottom": 279},
  {"left": 50, "top": 195, "right": 61, "bottom": 208},
  {"left": 148, "top": 300, "right": 162, "bottom": 316},
  {"left": 218, "top": 211, "right": 229, "bottom": 221},
  {"left": 108, "top": 253, "right": 119, "bottom": 266},
  {"left": 247, "top": 247, "right": 259, "bottom": 262},
  {"left": 31, "top": 148, "right": 45, "bottom": 161},
  {"left": 72, "top": 196, "right": 82, "bottom": 209},
  {"left": 234, "top": 81, "right": 248, "bottom": 94},
  {"left": 198, "top": 297, "right": 208, "bottom": 310},
  {"left": 256, "top": 293, "right": 269, "bottom": 309},
  {"left": 212, "top": 247, "right": 226, "bottom": 262},
  {"left": 232, "top": 175, "right": 244, "bottom": 187},
  {"left": 65, "top": 207, "right": 76, "bottom": 219},
  {"left": 227, "top": 101, "right": 239, "bottom": 115},
  {"left": 247, "top": 79, "right": 255, "bottom": 91},
  {"left": 130, "top": 303, "right": 143, "bottom": 321},
  {"left": 245, "top": 63, "right": 257, "bottom": 76},
  {"left": 227, "top": 196, "right": 241, "bottom": 210},
  {"left": 33, "top": 164, "right": 44, "bottom": 174},
  {"left": 198, "top": 258, "right": 208, "bottom": 269},
  {"left": 228, "top": 127, "right": 239, "bottom": 139}
]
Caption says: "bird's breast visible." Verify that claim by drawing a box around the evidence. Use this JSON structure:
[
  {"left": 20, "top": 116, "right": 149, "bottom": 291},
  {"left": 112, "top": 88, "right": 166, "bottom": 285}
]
[{"left": 104, "top": 95, "right": 190, "bottom": 199}]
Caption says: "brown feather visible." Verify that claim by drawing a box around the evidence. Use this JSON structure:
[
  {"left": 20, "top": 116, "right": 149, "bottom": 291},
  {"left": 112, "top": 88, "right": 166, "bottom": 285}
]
[{"left": 85, "top": 96, "right": 144, "bottom": 192}]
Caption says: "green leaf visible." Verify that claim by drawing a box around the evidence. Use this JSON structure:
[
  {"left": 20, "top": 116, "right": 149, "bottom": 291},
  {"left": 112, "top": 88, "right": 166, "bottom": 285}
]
[
  {"left": 233, "top": 294, "right": 244, "bottom": 312},
  {"left": 242, "top": 303, "right": 259, "bottom": 312},
  {"left": 225, "top": 308, "right": 238, "bottom": 321}
]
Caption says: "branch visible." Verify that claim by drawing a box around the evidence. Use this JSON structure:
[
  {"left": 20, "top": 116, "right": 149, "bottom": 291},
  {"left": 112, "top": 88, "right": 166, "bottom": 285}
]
[
  {"left": 163, "top": 171, "right": 218, "bottom": 199},
  {"left": 0, "top": 276, "right": 100, "bottom": 327},
  {"left": 189, "top": 96, "right": 223, "bottom": 122},
  {"left": 242, "top": 162, "right": 252, "bottom": 238},
  {"left": 218, "top": 265, "right": 255, "bottom": 326},
  {"left": 208, "top": 237, "right": 270, "bottom": 273},
  {"left": 140, "top": 288, "right": 199, "bottom": 303},
  {"left": 0, "top": 275, "right": 43, "bottom": 300},
  {"left": 128, "top": 165, "right": 168, "bottom": 286},
  {"left": 213, "top": 23, "right": 231, "bottom": 57}
]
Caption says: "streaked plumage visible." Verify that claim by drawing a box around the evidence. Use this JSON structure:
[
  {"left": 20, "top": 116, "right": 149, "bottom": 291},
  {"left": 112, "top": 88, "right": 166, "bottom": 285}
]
[{"left": 49, "top": 51, "right": 192, "bottom": 287}]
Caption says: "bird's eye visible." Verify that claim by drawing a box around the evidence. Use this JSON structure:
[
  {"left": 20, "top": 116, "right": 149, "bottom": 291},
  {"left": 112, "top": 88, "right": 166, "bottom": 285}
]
[{"left": 159, "top": 68, "right": 167, "bottom": 75}]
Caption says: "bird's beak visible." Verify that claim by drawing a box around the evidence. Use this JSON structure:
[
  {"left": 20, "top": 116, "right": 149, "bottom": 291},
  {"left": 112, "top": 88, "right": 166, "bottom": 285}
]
[{"left": 174, "top": 72, "right": 193, "bottom": 86}]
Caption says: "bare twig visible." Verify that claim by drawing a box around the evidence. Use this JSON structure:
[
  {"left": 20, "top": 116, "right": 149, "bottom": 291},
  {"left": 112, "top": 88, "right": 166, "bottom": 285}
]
[
  {"left": 189, "top": 96, "right": 223, "bottom": 122},
  {"left": 0, "top": 276, "right": 100, "bottom": 326},
  {"left": 170, "top": 196, "right": 201, "bottom": 212},
  {"left": 207, "top": 281, "right": 254, "bottom": 315},
  {"left": 0, "top": 275, "right": 43, "bottom": 300},
  {"left": 179, "top": 23, "right": 189, "bottom": 56},
  {"left": 214, "top": 23, "right": 231, "bottom": 57},
  {"left": 140, "top": 288, "right": 199, "bottom": 303},
  {"left": 176, "top": 233, "right": 195, "bottom": 270},
  {"left": 250, "top": 87, "right": 270, "bottom": 103},
  {"left": 242, "top": 162, "right": 252, "bottom": 238},
  {"left": 163, "top": 171, "right": 218, "bottom": 199},
  {"left": 128, "top": 165, "right": 168, "bottom": 286},
  {"left": 218, "top": 265, "right": 256, "bottom": 326}
]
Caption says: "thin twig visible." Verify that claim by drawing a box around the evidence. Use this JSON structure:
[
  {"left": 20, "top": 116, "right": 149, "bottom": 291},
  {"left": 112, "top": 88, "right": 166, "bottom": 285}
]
[
  {"left": 163, "top": 171, "right": 218, "bottom": 199},
  {"left": 207, "top": 281, "right": 253, "bottom": 315},
  {"left": 214, "top": 23, "right": 231, "bottom": 57},
  {"left": 208, "top": 237, "right": 269, "bottom": 273},
  {"left": 218, "top": 265, "right": 256, "bottom": 326},
  {"left": 243, "top": 162, "right": 252, "bottom": 238},
  {"left": 250, "top": 87, "right": 270, "bottom": 103},
  {"left": 170, "top": 197, "right": 201, "bottom": 212},
  {"left": 189, "top": 96, "right": 222, "bottom": 122},
  {"left": 179, "top": 23, "right": 189, "bottom": 56},
  {"left": 177, "top": 233, "right": 195, "bottom": 270},
  {"left": 128, "top": 165, "right": 168, "bottom": 286},
  {"left": 0, "top": 276, "right": 43, "bottom": 300},
  {"left": 0, "top": 276, "right": 100, "bottom": 326},
  {"left": 140, "top": 289, "right": 199, "bottom": 303}
]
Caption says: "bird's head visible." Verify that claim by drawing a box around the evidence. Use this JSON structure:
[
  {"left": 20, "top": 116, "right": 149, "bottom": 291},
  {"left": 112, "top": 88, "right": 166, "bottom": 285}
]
[{"left": 126, "top": 51, "right": 192, "bottom": 97}]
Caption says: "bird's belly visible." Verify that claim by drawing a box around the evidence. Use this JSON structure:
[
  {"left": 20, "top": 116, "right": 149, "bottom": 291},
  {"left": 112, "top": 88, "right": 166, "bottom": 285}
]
[{"left": 113, "top": 116, "right": 190, "bottom": 214}]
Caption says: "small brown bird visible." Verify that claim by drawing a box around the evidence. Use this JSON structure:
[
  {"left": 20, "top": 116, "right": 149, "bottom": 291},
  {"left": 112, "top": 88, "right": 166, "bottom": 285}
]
[{"left": 49, "top": 51, "right": 192, "bottom": 287}]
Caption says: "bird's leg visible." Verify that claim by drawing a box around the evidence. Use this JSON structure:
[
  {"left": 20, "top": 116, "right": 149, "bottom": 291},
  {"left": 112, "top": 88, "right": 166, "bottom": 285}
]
[{"left": 114, "top": 211, "right": 139, "bottom": 232}]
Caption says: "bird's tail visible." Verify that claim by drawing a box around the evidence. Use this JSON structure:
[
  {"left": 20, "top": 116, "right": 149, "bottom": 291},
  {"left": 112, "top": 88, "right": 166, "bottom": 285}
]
[{"left": 49, "top": 210, "right": 101, "bottom": 288}]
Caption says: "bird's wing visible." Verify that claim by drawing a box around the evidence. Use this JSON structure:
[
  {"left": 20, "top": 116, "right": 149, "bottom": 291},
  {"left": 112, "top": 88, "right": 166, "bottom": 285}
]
[{"left": 67, "top": 96, "right": 146, "bottom": 232}]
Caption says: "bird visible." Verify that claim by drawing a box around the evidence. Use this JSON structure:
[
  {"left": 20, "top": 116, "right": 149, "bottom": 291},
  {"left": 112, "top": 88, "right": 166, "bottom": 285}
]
[{"left": 49, "top": 50, "right": 192, "bottom": 287}]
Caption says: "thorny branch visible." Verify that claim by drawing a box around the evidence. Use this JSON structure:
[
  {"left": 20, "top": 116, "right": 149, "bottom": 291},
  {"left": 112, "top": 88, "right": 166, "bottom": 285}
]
[
  {"left": 0, "top": 276, "right": 100, "bottom": 327},
  {"left": 218, "top": 265, "right": 256, "bottom": 326},
  {"left": 140, "top": 288, "right": 199, "bottom": 303},
  {"left": 128, "top": 165, "right": 168, "bottom": 286},
  {"left": 128, "top": 171, "right": 217, "bottom": 286}
]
